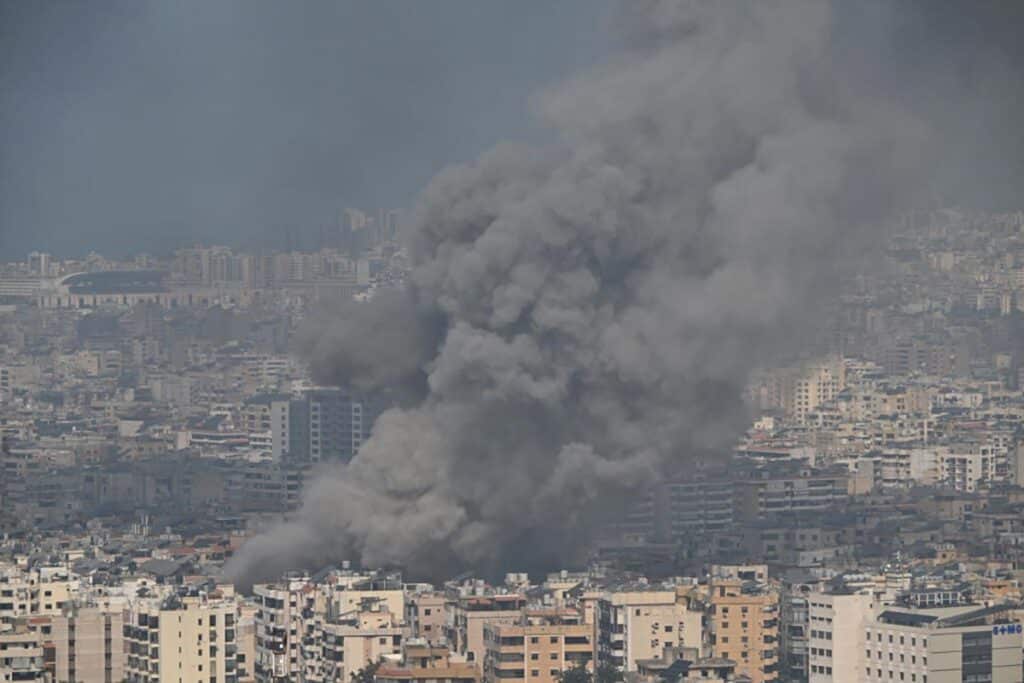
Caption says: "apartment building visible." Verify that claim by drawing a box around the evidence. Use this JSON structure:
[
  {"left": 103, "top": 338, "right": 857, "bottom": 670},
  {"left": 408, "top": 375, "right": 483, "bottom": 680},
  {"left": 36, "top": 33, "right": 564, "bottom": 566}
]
[
  {"left": 734, "top": 469, "right": 849, "bottom": 523},
  {"left": 377, "top": 643, "right": 480, "bottom": 683},
  {"left": 0, "top": 620, "right": 45, "bottom": 683},
  {"left": 406, "top": 593, "right": 448, "bottom": 644},
  {"left": 597, "top": 588, "right": 703, "bottom": 672},
  {"left": 707, "top": 578, "right": 779, "bottom": 683},
  {"left": 44, "top": 605, "right": 126, "bottom": 683},
  {"left": 124, "top": 593, "right": 239, "bottom": 683},
  {"left": 304, "top": 601, "right": 403, "bottom": 683},
  {"left": 806, "top": 591, "right": 873, "bottom": 683},
  {"left": 448, "top": 595, "right": 526, "bottom": 667},
  {"left": 253, "top": 576, "right": 306, "bottom": 682},
  {"left": 254, "top": 570, "right": 408, "bottom": 683},
  {"left": 483, "top": 610, "right": 593, "bottom": 683}
]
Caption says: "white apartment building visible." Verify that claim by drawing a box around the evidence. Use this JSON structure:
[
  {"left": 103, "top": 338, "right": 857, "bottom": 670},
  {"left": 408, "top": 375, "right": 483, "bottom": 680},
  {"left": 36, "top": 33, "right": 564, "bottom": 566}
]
[
  {"left": 807, "top": 591, "right": 873, "bottom": 683},
  {"left": 597, "top": 588, "right": 705, "bottom": 672}
]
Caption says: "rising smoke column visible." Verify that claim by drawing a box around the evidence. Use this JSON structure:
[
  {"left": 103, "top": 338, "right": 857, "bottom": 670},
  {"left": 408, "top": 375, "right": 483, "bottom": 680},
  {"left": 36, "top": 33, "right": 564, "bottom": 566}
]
[{"left": 227, "top": 0, "right": 925, "bottom": 585}]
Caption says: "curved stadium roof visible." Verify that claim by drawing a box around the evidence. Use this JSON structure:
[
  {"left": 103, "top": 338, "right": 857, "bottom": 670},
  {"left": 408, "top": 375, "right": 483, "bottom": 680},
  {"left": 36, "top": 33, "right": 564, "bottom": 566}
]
[{"left": 60, "top": 270, "right": 169, "bottom": 294}]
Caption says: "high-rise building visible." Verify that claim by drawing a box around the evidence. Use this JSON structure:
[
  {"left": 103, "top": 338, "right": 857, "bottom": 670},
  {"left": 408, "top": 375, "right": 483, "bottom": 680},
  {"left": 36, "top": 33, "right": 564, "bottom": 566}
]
[
  {"left": 123, "top": 593, "right": 240, "bottom": 683},
  {"left": 708, "top": 578, "right": 780, "bottom": 683},
  {"left": 806, "top": 591, "right": 873, "bottom": 683},
  {"left": 44, "top": 605, "right": 126, "bottom": 683},
  {"left": 299, "top": 388, "right": 383, "bottom": 463}
]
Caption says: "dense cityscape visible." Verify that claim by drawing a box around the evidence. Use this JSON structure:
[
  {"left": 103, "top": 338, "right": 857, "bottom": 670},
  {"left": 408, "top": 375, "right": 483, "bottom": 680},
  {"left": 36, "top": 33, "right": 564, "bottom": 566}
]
[
  {"left": 3, "top": 208, "right": 1024, "bottom": 682},
  {"left": 7, "top": 0, "right": 1024, "bottom": 682}
]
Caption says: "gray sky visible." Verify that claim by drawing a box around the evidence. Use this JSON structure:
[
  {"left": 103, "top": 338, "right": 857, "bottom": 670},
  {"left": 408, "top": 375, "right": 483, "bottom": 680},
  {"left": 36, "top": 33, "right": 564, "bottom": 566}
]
[
  {"left": 3, "top": 1, "right": 1024, "bottom": 261},
  {"left": 0, "top": 1, "right": 613, "bottom": 259}
]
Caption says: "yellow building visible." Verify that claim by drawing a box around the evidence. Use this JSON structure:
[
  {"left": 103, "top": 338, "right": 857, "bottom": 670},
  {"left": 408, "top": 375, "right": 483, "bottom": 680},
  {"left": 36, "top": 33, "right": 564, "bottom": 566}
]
[{"left": 708, "top": 579, "right": 779, "bottom": 683}]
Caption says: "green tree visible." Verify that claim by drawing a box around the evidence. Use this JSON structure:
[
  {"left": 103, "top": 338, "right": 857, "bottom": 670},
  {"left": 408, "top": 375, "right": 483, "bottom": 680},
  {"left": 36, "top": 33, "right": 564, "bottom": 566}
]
[
  {"left": 595, "top": 662, "right": 624, "bottom": 683},
  {"left": 557, "top": 664, "right": 593, "bottom": 683},
  {"left": 351, "top": 660, "right": 381, "bottom": 683}
]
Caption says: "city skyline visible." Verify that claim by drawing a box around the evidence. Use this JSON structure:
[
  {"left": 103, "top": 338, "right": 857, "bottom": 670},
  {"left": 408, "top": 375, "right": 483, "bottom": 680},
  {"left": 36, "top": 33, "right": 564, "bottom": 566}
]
[{"left": 5, "top": 2, "right": 1024, "bottom": 683}]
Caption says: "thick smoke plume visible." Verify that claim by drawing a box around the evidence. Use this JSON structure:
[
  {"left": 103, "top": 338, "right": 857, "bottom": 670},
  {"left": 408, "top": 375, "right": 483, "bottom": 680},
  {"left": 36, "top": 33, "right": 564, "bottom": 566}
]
[{"left": 228, "top": 0, "right": 927, "bottom": 585}]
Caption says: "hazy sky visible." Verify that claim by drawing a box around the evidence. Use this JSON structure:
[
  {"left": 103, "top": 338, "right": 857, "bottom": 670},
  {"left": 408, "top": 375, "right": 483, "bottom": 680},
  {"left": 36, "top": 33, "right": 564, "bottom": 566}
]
[
  {"left": 3, "top": 1, "right": 1024, "bottom": 261},
  {"left": 0, "top": 1, "right": 613, "bottom": 259}
]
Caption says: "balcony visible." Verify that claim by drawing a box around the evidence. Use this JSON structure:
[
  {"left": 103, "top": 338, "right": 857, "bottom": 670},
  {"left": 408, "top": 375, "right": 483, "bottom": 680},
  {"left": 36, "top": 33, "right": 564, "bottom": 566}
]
[{"left": 496, "top": 654, "right": 524, "bottom": 663}]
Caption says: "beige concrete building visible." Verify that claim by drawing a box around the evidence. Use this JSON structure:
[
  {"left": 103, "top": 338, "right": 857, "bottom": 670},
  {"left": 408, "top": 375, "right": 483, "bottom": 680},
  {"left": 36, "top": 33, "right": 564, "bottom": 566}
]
[
  {"left": 406, "top": 593, "right": 448, "bottom": 644},
  {"left": 43, "top": 606, "right": 125, "bottom": 683},
  {"left": 305, "top": 602, "right": 403, "bottom": 683},
  {"left": 597, "top": 587, "right": 705, "bottom": 672},
  {"left": 483, "top": 610, "right": 594, "bottom": 683},
  {"left": 377, "top": 643, "right": 480, "bottom": 683},
  {"left": 124, "top": 593, "right": 240, "bottom": 683},
  {"left": 708, "top": 578, "right": 779, "bottom": 683},
  {"left": 448, "top": 595, "right": 526, "bottom": 668},
  {"left": 0, "top": 620, "right": 45, "bottom": 682}
]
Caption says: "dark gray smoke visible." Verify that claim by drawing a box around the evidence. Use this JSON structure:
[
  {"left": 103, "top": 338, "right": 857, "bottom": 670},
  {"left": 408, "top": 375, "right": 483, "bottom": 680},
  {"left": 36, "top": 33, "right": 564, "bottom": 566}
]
[{"left": 227, "top": 0, "right": 933, "bottom": 585}]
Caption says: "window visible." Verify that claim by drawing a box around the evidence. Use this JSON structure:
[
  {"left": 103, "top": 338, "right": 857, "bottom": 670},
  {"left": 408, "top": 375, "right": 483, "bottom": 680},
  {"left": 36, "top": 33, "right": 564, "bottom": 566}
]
[
  {"left": 531, "top": 654, "right": 539, "bottom": 661},
  {"left": 550, "top": 653, "right": 558, "bottom": 660},
  {"left": 530, "top": 637, "right": 539, "bottom": 645},
  {"left": 424, "top": 609, "right": 432, "bottom": 616},
  {"left": 531, "top": 671, "right": 539, "bottom": 677},
  {"left": 550, "top": 637, "right": 558, "bottom": 644}
]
